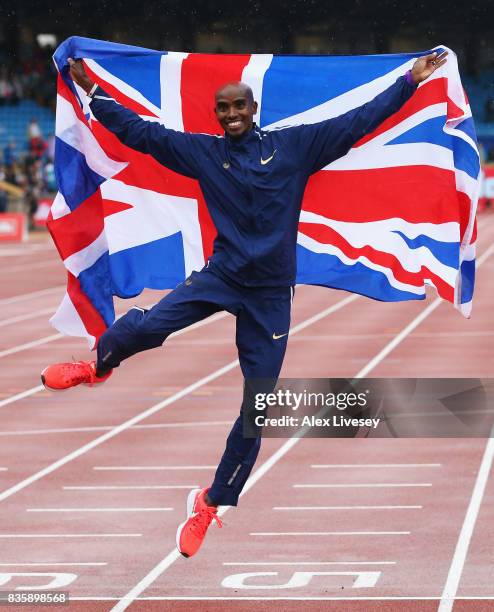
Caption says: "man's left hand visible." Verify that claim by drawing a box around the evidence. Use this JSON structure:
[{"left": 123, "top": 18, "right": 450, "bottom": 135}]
[{"left": 411, "top": 50, "right": 448, "bottom": 84}]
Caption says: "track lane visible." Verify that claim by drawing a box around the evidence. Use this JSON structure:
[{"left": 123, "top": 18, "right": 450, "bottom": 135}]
[
  {"left": 0, "top": 291, "right": 364, "bottom": 597},
  {"left": 455, "top": 438, "right": 494, "bottom": 600},
  {"left": 0, "top": 215, "right": 490, "bottom": 608},
  {"left": 0, "top": 288, "right": 356, "bottom": 491},
  {"left": 113, "top": 216, "right": 494, "bottom": 607}
]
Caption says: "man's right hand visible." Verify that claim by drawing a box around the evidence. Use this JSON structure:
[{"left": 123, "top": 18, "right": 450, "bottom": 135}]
[{"left": 68, "top": 58, "right": 95, "bottom": 94}]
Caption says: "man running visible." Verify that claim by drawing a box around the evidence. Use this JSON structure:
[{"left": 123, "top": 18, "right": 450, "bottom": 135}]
[{"left": 41, "top": 50, "right": 447, "bottom": 557}]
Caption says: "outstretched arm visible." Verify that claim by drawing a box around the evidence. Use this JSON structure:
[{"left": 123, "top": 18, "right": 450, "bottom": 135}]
[
  {"left": 67, "top": 58, "right": 201, "bottom": 179},
  {"left": 290, "top": 51, "right": 448, "bottom": 174}
]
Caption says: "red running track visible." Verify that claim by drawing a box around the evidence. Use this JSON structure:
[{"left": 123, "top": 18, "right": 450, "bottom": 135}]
[{"left": 0, "top": 213, "right": 493, "bottom": 612}]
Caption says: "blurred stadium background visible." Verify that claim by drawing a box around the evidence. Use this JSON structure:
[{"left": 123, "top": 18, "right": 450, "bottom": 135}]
[{"left": 0, "top": 0, "right": 493, "bottom": 233}]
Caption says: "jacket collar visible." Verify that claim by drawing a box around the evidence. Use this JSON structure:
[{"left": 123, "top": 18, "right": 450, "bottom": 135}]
[{"left": 225, "top": 124, "right": 262, "bottom": 148}]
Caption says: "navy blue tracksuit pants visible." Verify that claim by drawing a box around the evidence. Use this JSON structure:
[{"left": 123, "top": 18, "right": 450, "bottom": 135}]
[{"left": 96, "top": 267, "right": 292, "bottom": 506}]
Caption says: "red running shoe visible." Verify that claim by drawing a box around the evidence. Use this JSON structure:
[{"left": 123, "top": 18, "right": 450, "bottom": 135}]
[
  {"left": 40, "top": 360, "right": 112, "bottom": 391},
  {"left": 176, "top": 487, "right": 222, "bottom": 558}
]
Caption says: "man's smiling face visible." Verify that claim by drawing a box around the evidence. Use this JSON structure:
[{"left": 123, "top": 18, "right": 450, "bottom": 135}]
[{"left": 214, "top": 82, "right": 258, "bottom": 139}]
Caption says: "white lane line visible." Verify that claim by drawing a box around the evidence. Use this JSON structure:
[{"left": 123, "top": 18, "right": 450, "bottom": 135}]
[
  {"left": 131, "top": 419, "right": 231, "bottom": 429},
  {"left": 0, "top": 534, "right": 142, "bottom": 538},
  {"left": 0, "top": 385, "right": 45, "bottom": 410},
  {"left": 26, "top": 507, "right": 173, "bottom": 513},
  {"left": 0, "top": 333, "right": 63, "bottom": 359},
  {"left": 0, "top": 308, "right": 56, "bottom": 329},
  {"left": 311, "top": 463, "right": 441, "bottom": 468},
  {"left": 438, "top": 426, "right": 494, "bottom": 612},
  {"left": 63, "top": 485, "right": 198, "bottom": 491},
  {"left": 0, "top": 468, "right": 7, "bottom": 471},
  {"left": 250, "top": 531, "right": 410, "bottom": 536},
  {"left": 222, "top": 561, "right": 397, "bottom": 565},
  {"left": 0, "top": 286, "right": 64, "bottom": 306},
  {"left": 93, "top": 466, "right": 217, "bottom": 471},
  {"left": 0, "top": 421, "right": 232, "bottom": 437},
  {"left": 273, "top": 505, "right": 423, "bottom": 510},
  {"left": 0, "top": 562, "right": 108, "bottom": 567},
  {"left": 476, "top": 239, "right": 494, "bottom": 267},
  {"left": 293, "top": 483, "right": 432, "bottom": 488}
]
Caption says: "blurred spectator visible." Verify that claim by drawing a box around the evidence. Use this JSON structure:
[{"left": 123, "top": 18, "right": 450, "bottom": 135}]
[
  {"left": 27, "top": 117, "right": 41, "bottom": 139},
  {"left": 30, "top": 136, "right": 47, "bottom": 159},
  {"left": 0, "top": 164, "right": 8, "bottom": 213},
  {"left": 10, "top": 74, "right": 23, "bottom": 105},
  {"left": 27, "top": 118, "right": 47, "bottom": 159},
  {"left": 0, "top": 67, "right": 24, "bottom": 106},
  {"left": 3, "top": 140, "right": 18, "bottom": 168},
  {"left": 0, "top": 43, "right": 59, "bottom": 218},
  {"left": 0, "top": 67, "right": 13, "bottom": 106},
  {"left": 485, "top": 97, "right": 494, "bottom": 122},
  {"left": 46, "top": 133, "right": 55, "bottom": 161},
  {"left": 43, "top": 160, "right": 56, "bottom": 192},
  {"left": 0, "top": 190, "right": 7, "bottom": 213},
  {"left": 4, "top": 160, "right": 22, "bottom": 186},
  {"left": 24, "top": 156, "right": 43, "bottom": 228}
]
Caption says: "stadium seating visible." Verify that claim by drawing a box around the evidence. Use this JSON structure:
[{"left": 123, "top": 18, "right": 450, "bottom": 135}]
[
  {"left": 463, "top": 69, "right": 494, "bottom": 138},
  {"left": 0, "top": 99, "right": 54, "bottom": 154}
]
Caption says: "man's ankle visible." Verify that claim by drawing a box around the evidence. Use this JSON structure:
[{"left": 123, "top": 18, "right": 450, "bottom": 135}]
[
  {"left": 204, "top": 492, "right": 218, "bottom": 508},
  {"left": 95, "top": 366, "right": 111, "bottom": 378}
]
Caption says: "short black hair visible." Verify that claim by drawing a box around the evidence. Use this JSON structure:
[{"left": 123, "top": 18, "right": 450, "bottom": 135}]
[{"left": 215, "top": 81, "right": 254, "bottom": 104}]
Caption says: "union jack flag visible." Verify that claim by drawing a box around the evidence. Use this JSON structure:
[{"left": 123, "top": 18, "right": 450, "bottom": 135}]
[{"left": 50, "top": 36, "right": 479, "bottom": 348}]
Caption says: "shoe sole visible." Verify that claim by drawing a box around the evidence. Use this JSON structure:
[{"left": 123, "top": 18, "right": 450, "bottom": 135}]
[{"left": 175, "top": 488, "right": 201, "bottom": 558}]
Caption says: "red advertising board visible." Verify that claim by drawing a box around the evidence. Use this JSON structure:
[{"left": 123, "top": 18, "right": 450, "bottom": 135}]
[
  {"left": 0, "top": 213, "right": 27, "bottom": 242},
  {"left": 33, "top": 198, "right": 53, "bottom": 228},
  {"left": 479, "top": 164, "right": 494, "bottom": 212}
]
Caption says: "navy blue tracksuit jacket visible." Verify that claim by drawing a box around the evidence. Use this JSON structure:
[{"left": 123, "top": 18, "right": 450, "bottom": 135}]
[{"left": 89, "top": 75, "right": 417, "bottom": 506}]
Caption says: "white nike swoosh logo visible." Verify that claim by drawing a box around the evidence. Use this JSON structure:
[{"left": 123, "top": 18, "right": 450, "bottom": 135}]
[
  {"left": 261, "top": 149, "right": 277, "bottom": 165},
  {"left": 272, "top": 332, "right": 288, "bottom": 340}
]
